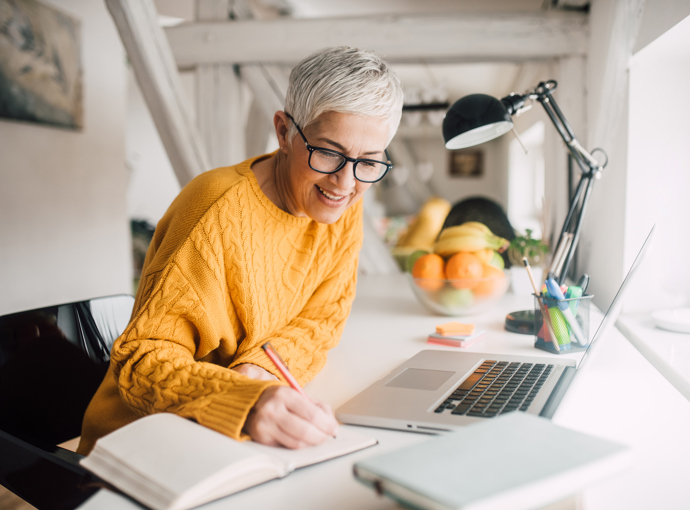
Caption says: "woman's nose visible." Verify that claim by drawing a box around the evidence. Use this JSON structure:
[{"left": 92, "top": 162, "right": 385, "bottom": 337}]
[{"left": 330, "top": 160, "right": 357, "bottom": 190}]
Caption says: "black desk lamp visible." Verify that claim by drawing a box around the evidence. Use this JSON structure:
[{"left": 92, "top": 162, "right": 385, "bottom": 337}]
[{"left": 442, "top": 80, "right": 608, "bottom": 333}]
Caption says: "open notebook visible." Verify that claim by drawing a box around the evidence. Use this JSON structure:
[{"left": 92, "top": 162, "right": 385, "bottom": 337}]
[{"left": 80, "top": 413, "right": 376, "bottom": 510}]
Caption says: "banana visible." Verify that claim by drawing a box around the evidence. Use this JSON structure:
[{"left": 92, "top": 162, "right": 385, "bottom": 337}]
[
  {"left": 474, "top": 248, "right": 495, "bottom": 264},
  {"left": 396, "top": 197, "right": 452, "bottom": 251},
  {"left": 438, "top": 222, "right": 492, "bottom": 241},
  {"left": 435, "top": 222, "right": 508, "bottom": 257},
  {"left": 434, "top": 234, "right": 507, "bottom": 257},
  {"left": 459, "top": 221, "right": 493, "bottom": 235}
]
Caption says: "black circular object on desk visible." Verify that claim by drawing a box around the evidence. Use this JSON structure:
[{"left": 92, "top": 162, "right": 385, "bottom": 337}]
[{"left": 505, "top": 309, "right": 536, "bottom": 335}]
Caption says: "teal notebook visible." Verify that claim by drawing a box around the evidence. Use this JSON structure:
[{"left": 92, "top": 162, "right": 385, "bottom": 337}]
[{"left": 354, "top": 413, "right": 631, "bottom": 510}]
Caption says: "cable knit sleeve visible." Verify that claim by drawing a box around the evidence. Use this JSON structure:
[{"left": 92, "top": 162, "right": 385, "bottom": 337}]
[
  {"left": 110, "top": 248, "right": 281, "bottom": 442},
  {"left": 228, "top": 205, "right": 363, "bottom": 385},
  {"left": 79, "top": 160, "right": 370, "bottom": 452}
]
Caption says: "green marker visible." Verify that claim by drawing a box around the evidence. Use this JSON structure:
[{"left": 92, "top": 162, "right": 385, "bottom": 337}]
[
  {"left": 547, "top": 308, "right": 571, "bottom": 345},
  {"left": 566, "top": 286, "right": 583, "bottom": 315}
]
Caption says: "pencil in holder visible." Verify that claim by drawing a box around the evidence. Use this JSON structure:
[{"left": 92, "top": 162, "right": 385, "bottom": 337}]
[{"left": 533, "top": 294, "right": 592, "bottom": 354}]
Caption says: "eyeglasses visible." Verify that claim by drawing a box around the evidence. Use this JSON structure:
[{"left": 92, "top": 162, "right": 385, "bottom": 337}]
[{"left": 285, "top": 113, "right": 393, "bottom": 183}]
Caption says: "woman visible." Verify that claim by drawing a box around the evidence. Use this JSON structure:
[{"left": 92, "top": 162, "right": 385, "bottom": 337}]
[{"left": 77, "top": 47, "right": 403, "bottom": 455}]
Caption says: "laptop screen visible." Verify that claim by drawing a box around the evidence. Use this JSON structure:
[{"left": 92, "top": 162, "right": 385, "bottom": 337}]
[{"left": 575, "top": 226, "right": 655, "bottom": 370}]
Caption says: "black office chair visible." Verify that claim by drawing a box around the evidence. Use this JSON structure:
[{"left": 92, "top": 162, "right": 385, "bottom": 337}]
[{"left": 0, "top": 295, "right": 134, "bottom": 510}]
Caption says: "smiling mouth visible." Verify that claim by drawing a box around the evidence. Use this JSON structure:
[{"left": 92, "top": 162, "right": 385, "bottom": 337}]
[{"left": 317, "top": 185, "right": 346, "bottom": 201}]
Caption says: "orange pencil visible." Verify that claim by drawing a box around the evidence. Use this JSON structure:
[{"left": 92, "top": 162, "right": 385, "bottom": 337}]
[
  {"left": 523, "top": 258, "right": 560, "bottom": 352},
  {"left": 262, "top": 343, "right": 337, "bottom": 438},
  {"left": 262, "top": 342, "right": 312, "bottom": 401}
]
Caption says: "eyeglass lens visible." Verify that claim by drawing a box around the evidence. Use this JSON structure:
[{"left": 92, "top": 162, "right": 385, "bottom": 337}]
[{"left": 310, "top": 149, "right": 388, "bottom": 183}]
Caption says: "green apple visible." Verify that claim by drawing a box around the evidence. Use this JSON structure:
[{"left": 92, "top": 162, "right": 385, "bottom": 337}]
[
  {"left": 488, "top": 251, "right": 505, "bottom": 270},
  {"left": 391, "top": 247, "right": 414, "bottom": 271},
  {"left": 438, "top": 287, "right": 474, "bottom": 309},
  {"left": 406, "top": 249, "right": 430, "bottom": 273}
]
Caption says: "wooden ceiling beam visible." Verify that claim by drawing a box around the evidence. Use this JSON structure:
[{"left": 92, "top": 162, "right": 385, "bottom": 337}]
[{"left": 165, "top": 12, "right": 588, "bottom": 67}]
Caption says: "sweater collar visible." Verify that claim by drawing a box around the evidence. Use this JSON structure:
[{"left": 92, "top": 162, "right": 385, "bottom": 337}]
[{"left": 238, "top": 152, "right": 315, "bottom": 228}]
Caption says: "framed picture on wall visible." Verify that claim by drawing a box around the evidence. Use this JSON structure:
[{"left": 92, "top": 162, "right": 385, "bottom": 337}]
[
  {"left": 0, "top": 0, "right": 83, "bottom": 129},
  {"left": 448, "top": 149, "right": 483, "bottom": 178}
]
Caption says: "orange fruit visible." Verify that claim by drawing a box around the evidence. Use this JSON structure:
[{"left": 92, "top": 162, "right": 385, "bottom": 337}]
[
  {"left": 412, "top": 253, "right": 446, "bottom": 291},
  {"left": 445, "top": 252, "right": 483, "bottom": 289},
  {"left": 473, "top": 264, "right": 506, "bottom": 296}
]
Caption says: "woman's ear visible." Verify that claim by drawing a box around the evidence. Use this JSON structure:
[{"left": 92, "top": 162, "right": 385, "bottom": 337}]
[{"left": 274, "top": 111, "right": 290, "bottom": 154}]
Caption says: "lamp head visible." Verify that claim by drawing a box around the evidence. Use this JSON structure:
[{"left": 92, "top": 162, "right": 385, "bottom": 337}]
[{"left": 443, "top": 94, "right": 513, "bottom": 150}]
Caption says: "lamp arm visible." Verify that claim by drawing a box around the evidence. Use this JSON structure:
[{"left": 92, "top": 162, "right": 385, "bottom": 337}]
[
  {"left": 557, "top": 174, "right": 597, "bottom": 284},
  {"left": 505, "top": 82, "right": 604, "bottom": 177},
  {"left": 537, "top": 97, "right": 593, "bottom": 176},
  {"left": 516, "top": 81, "right": 607, "bottom": 283},
  {"left": 534, "top": 82, "right": 604, "bottom": 176},
  {"left": 568, "top": 139, "right": 602, "bottom": 170},
  {"left": 556, "top": 172, "right": 588, "bottom": 245}
]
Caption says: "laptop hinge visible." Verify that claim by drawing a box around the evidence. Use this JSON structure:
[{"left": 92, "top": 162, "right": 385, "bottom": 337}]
[{"left": 539, "top": 366, "right": 577, "bottom": 419}]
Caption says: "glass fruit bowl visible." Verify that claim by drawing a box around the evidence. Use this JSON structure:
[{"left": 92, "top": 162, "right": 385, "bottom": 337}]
[{"left": 407, "top": 270, "right": 510, "bottom": 316}]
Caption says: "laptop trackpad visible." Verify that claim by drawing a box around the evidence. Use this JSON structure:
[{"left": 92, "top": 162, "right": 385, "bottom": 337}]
[{"left": 384, "top": 368, "right": 455, "bottom": 391}]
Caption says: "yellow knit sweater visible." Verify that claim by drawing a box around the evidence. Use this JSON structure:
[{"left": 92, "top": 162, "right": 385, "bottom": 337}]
[{"left": 77, "top": 154, "right": 363, "bottom": 455}]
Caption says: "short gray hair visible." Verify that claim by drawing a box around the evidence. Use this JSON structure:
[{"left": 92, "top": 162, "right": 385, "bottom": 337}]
[{"left": 284, "top": 47, "right": 404, "bottom": 147}]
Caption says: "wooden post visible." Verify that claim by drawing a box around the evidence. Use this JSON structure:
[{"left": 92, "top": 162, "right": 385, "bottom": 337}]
[
  {"left": 196, "top": 0, "right": 246, "bottom": 168},
  {"left": 106, "top": 0, "right": 208, "bottom": 186},
  {"left": 245, "top": 99, "right": 272, "bottom": 158}
]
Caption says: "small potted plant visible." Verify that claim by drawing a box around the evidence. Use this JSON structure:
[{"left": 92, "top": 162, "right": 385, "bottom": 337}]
[
  {"left": 507, "top": 229, "right": 549, "bottom": 294},
  {"left": 507, "top": 229, "right": 549, "bottom": 266}
]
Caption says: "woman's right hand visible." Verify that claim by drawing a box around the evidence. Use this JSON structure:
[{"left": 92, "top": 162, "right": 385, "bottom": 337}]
[{"left": 243, "top": 386, "right": 339, "bottom": 449}]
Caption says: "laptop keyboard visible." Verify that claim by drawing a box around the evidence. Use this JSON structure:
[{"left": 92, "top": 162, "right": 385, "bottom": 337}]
[{"left": 434, "top": 360, "right": 554, "bottom": 417}]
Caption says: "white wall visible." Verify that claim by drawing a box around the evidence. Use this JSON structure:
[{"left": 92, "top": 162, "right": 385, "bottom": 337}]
[
  {"left": 578, "top": 0, "right": 690, "bottom": 312},
  {"left": 507, "top": 121, "right": 544, "bottom": 235},
  {"left": 576, "top": 0, "right": 637, "bottom": 310},
  {"left": 397, "top": 135, "right": 508, "bottom": 209},
  {"left": 0, "top": 0, "right": 130, "bottom": 315},
  {"left": 624, "top": 14, "right": 690, "bottom": 312}
]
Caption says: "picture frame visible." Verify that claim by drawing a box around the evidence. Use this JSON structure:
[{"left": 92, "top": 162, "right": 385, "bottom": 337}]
[
  {"left": 448, "top": 149, "right": 483, "bottom": 178},
  {"left": 0, "top": 0, "right": 83, "bottom": 129}
]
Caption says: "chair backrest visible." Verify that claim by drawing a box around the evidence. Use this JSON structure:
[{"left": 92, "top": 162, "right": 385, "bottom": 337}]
[{"left": 0, "top": 295, "right": 134, "bottom": 447}]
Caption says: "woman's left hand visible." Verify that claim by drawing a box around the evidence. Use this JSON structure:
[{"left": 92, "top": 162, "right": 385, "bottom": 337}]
[{"left": 231, "top": 363, "right": 279, "bottom": 381}]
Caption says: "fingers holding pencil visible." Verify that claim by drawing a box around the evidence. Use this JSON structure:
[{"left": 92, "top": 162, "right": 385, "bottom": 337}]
[
  {"left": 255, "top": 342, "right": 339, "bottom": 446},
  {"left": 244, "top": 386, "right": 339, "bottom": 449}
]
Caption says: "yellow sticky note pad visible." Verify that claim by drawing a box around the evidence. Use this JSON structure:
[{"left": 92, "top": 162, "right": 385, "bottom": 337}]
[{"left": 435, "top": 321, "right": 475, "bottom": 336}]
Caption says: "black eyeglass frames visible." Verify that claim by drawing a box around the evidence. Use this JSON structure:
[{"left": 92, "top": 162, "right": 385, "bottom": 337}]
[{"left": 285, "top": 113, "right": 393, "bottom": 183}]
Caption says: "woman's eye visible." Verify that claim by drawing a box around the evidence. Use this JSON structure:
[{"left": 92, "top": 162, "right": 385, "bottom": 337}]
[{"left": 317, "top": 150, "right": 341, "bottom": 160}]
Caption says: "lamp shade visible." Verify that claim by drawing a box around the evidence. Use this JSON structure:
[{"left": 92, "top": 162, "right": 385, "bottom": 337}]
[{"left": 443, "top": 94, "right": 513, "bottom": 150}]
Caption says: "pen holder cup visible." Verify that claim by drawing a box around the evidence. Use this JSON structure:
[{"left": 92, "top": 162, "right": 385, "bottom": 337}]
[{"left": 533, "top": 294, "right": 592, "bottom": 354}]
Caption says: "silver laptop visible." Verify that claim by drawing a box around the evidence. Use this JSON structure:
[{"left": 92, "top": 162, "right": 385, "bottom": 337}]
[{"left": 336, "top": 228, "right": 654, "bottom": 433}]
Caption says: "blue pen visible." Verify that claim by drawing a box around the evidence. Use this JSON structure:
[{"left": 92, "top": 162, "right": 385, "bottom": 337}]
[{"left": 545, "top": 279, "right": 588, "bottom": 346}]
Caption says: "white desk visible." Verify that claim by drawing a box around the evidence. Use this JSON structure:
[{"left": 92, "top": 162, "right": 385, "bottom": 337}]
[
  {"left": 617, "top": 313, "right": 690, "bottom": 402},
  {"left": 80, "top": 274, "right": 690, "bottom": 510}
]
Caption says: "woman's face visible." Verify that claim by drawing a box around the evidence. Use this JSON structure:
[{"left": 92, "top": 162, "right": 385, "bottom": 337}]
[{"left": 278, "top": 111, "right": 389, "bottom": 225}]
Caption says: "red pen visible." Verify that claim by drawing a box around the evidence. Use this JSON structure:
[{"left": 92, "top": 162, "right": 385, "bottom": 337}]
[{"left": 262, "top": 342, "right": 312, "bottom": 402}]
